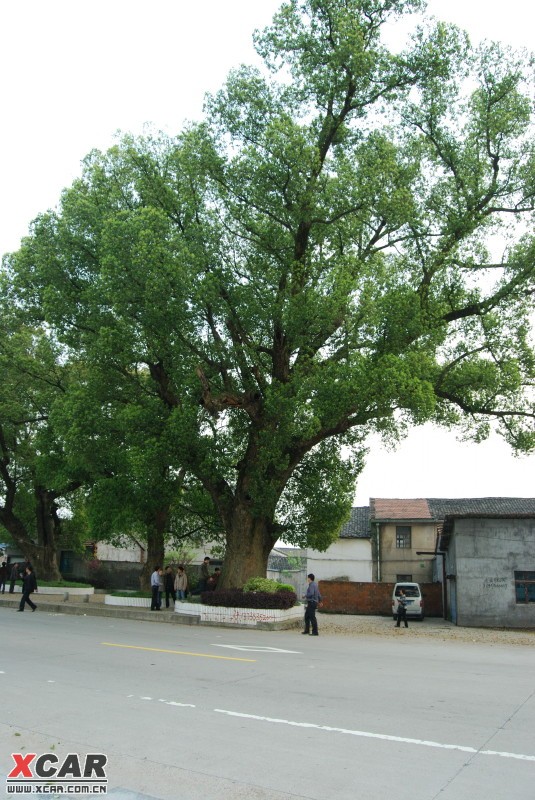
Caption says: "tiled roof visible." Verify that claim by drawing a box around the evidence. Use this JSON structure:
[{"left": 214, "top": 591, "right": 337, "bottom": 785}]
[
  {"left": 369, "top": 497, "right": 535, "bottom": 522},
  {"left": 371, "top": 498, "right": 431, "bottom": 520},
  {"left": 339, "top": 506, "right": 370, "bottom": 538},
  {"left": 428, "top": 497, "right": 535, "bottom": 518},
  {"left": 327, "top": 498, "right": 535, "bottom": 542}
]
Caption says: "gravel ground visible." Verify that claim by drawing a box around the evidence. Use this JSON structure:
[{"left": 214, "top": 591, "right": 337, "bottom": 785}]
[
  {"left": 7, "top": 593, "right": 534, "bottom": 646},
  {"left": 314, "top": 612, "right": 535, "bottom": 647}
]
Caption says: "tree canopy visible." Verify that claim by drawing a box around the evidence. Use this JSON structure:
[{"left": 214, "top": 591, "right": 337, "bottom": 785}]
[{"left": 4, "top": 0, "right": 535, "bottom": 587}]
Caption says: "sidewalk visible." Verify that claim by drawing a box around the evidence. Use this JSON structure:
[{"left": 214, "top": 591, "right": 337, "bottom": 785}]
[{"left": 0, "top": 591, "right": 199, "bottom": 626}]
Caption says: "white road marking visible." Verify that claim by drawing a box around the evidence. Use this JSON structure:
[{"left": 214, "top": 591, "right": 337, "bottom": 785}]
[
  {"left": 157, "top": 698, "right": 196, "bottom": 707},
  {"left": 213, "top": 710, "right": 535, "bottom": 762},
  {"left": 167, "top": 701, "right": 196, "bottom": 708},
  {"left": 128, "top": 695, "right": 195, "bottom": 708},
  {"left": 212, "top": 645, "right": 301, "bottom": 654}
]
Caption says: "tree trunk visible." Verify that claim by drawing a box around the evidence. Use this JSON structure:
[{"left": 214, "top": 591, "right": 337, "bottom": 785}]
[
  {"left": 0, "top": 490, "right": 62, "bottom": 582},
  {"left": 220, "top": 505, "right": 276, "bottom": 589},
  {"left": 33, "top": 486, "right": 62, "bottom": 581},
  {"left": 139, "top": 507, "right": 168, "bottom": 590}
]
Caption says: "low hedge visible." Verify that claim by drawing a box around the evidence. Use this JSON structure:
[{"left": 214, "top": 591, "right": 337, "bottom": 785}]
[
  {"left": 38, "top": 580, "right": 93, "bottom": 588},
  {"left": 200, "top": 588, "right": 297, "bottom": 610}
]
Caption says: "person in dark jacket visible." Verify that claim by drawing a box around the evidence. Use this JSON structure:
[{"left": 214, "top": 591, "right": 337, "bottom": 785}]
[
  {"left": 302, "top": 573, "right": 322, "bottom": 636},
  {"left": 9, "top": 562, "right": 22, "bottom": 593},
  {"left": 199, "top": 556, "right": 211, "bottom": 592},
  {"left": 207, "top": 567, "right": 221, "bottom": 590},
  {"left": 0, "top": 561, "right": 8, "bottom": 593},
  {"left": 395, "top": 588, "right": 409, "bottom": 628},
  {"left": 17, "top": 566, "right": 37, "bottom": 612},
  {"left": 164, "top": 565, "right": 176, "bottom": 608}
]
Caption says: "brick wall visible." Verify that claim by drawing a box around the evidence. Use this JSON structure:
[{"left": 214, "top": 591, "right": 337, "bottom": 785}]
[{"left": 318, "top": 580, "right": 443, "bottom": 617}]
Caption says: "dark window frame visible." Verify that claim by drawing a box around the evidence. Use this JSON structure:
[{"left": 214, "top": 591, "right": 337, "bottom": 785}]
[
  {"left": 514, "top": 570, "right": 535, "bottom": 604},
  {"left": 395, "top": 526, "right": 412, "bottom": 549}
]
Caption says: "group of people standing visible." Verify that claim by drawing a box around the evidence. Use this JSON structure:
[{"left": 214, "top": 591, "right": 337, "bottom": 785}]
[
  {"left": 150, "top": 564, "right": 188, "bottom": 611},
  {"left": 0, "top": 560, "right": 38, "bottom": 612},
  {"left": 150, "top": 557, "right": 222, "bottom": 611}
]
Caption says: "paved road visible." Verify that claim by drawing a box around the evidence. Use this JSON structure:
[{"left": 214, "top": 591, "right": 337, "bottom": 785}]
[{"left": 1, "top": 608, "right": 534, "bottom": 800}]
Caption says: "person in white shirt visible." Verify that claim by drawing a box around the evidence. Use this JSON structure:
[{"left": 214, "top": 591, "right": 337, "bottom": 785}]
[{"left": 150, "top": 566, "right": 161, "bottom": 611}]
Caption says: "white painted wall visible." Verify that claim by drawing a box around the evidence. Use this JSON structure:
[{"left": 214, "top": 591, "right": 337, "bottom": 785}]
[
  {"left": 96, "top": 540, "right": 144, "bottom": 563},
  {"left": 306, "top": 539, "right": 372, "bottom": 582}
]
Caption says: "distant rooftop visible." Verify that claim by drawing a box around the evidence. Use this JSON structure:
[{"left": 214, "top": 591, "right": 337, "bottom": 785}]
[
  {"left": 371, "top": 498, "right": 431, "bottom": 520},
  {"left": 369, "top": 497, "right": 535, "bottom": 521},
  {"left": 339, "top": 506, "right": 371, "bottom": 538}
]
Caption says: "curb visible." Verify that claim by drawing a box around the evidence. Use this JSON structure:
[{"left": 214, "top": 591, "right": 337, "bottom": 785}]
[
  {"left": 0, "top": 598, "right": 299, "bottom": 630},
  {"left": 0, "top": 597, "right": 200, "bottom": 626}
]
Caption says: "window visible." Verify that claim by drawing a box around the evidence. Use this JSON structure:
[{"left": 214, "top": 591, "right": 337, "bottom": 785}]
[
  {"left": 396, "top": 574, "right": 412, "bottom": 582},
  {"left": 514, "top": 571, "right": 535, "bottom": 603},
  {"left": 396, "top": 526, "right": 411, "bottom": 549}
]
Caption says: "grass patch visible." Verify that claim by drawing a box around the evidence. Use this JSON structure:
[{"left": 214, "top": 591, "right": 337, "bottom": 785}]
[{"left": 110, "top": 591, "right": 151, "bottom": 598}]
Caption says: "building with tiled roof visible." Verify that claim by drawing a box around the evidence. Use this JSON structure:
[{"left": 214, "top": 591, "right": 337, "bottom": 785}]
[
  {"left": 434, "top": 501, "right": 535, "bottom": 628},
  {"left": 301, "top": 498, "right": 535, "bottom": 610},
  {"left": 366, "top": 497, "right": 535, "bottom": 585},
  {"left": 370, "top": 498, "right": 439, "bottom": 583}
]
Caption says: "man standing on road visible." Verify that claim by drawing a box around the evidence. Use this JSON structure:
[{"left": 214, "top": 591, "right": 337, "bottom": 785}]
[
  {"left": 302, "top": 573, "right": 322, "bottom": 636},
  {"left": 17, "top": 565, "right": 37, "bottom": 612},
  {"left": 395, "top": 588, "right": 409, "bottom": 628}
]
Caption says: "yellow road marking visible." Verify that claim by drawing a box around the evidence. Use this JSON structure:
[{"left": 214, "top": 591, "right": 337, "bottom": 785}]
[{"left": 101, "top": 642, "right": 256, "bottom": 662}]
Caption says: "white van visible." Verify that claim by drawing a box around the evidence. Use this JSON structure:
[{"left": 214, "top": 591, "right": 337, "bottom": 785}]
[{"left": 392, "top": 582, "right": 424, "bottom": 620}]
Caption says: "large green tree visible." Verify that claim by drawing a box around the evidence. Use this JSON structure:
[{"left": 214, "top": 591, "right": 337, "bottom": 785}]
[
  {"left": 55, "top": 363, "right": 224, "bottom": 588},
  {"left": 0, "top": 291, "right": 83, "bottom": 580},
  {"left": 6, "top": 0, "right": 535, "bottom": 587}
]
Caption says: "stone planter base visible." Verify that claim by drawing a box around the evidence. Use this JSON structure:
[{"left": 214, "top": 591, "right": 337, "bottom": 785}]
[
  {"left": 9, "top": 586, "right": 94, "bottom": 595},
  {"left": 105, "top": 595, "right": 151, "bottom": 608},
  {"left": 175, "top": 601, "right": 303, "bottom": 629}
]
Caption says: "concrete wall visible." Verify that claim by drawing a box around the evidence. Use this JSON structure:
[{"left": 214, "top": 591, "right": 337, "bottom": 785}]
[
  {"left": 318, "top": 580, "right": 443, "bottom": 616},
  {"left": 307, "top": 539, "right": 372, "bottom": 582},
  {"left": 96, "top": 540, "right": 145, "bottom": 563},
  {"left": 452, "top": 517, "right": 535, "bottom": 628},
  {"left": 379, "top": 522, "right": 438, "bottom": 583},
  {"left": 62, "top": 555, "right": 143, "bottom": 590}
]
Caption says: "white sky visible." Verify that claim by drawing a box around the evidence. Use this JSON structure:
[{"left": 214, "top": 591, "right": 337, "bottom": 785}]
[{"left": 1, "top": 0, "right": 534, "bottom": 504}]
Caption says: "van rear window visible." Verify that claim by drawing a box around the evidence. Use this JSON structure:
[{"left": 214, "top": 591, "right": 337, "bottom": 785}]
[{"left": 395, "top": 586, "right": 420, "bottom": 597}]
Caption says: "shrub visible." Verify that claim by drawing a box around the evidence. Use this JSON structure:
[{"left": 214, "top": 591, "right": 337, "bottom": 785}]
[
  {"left": 276, "top": 583, "right": 295, "bottom": 593},
  {"left": 201, "top": 589, "right": 297, "bottom": 610},
  {"left": 243, "top": 577, "right": 279, "bottom": 593},
  {"left": 243, "top": 577, "right": 296, "bottom": 594}
]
